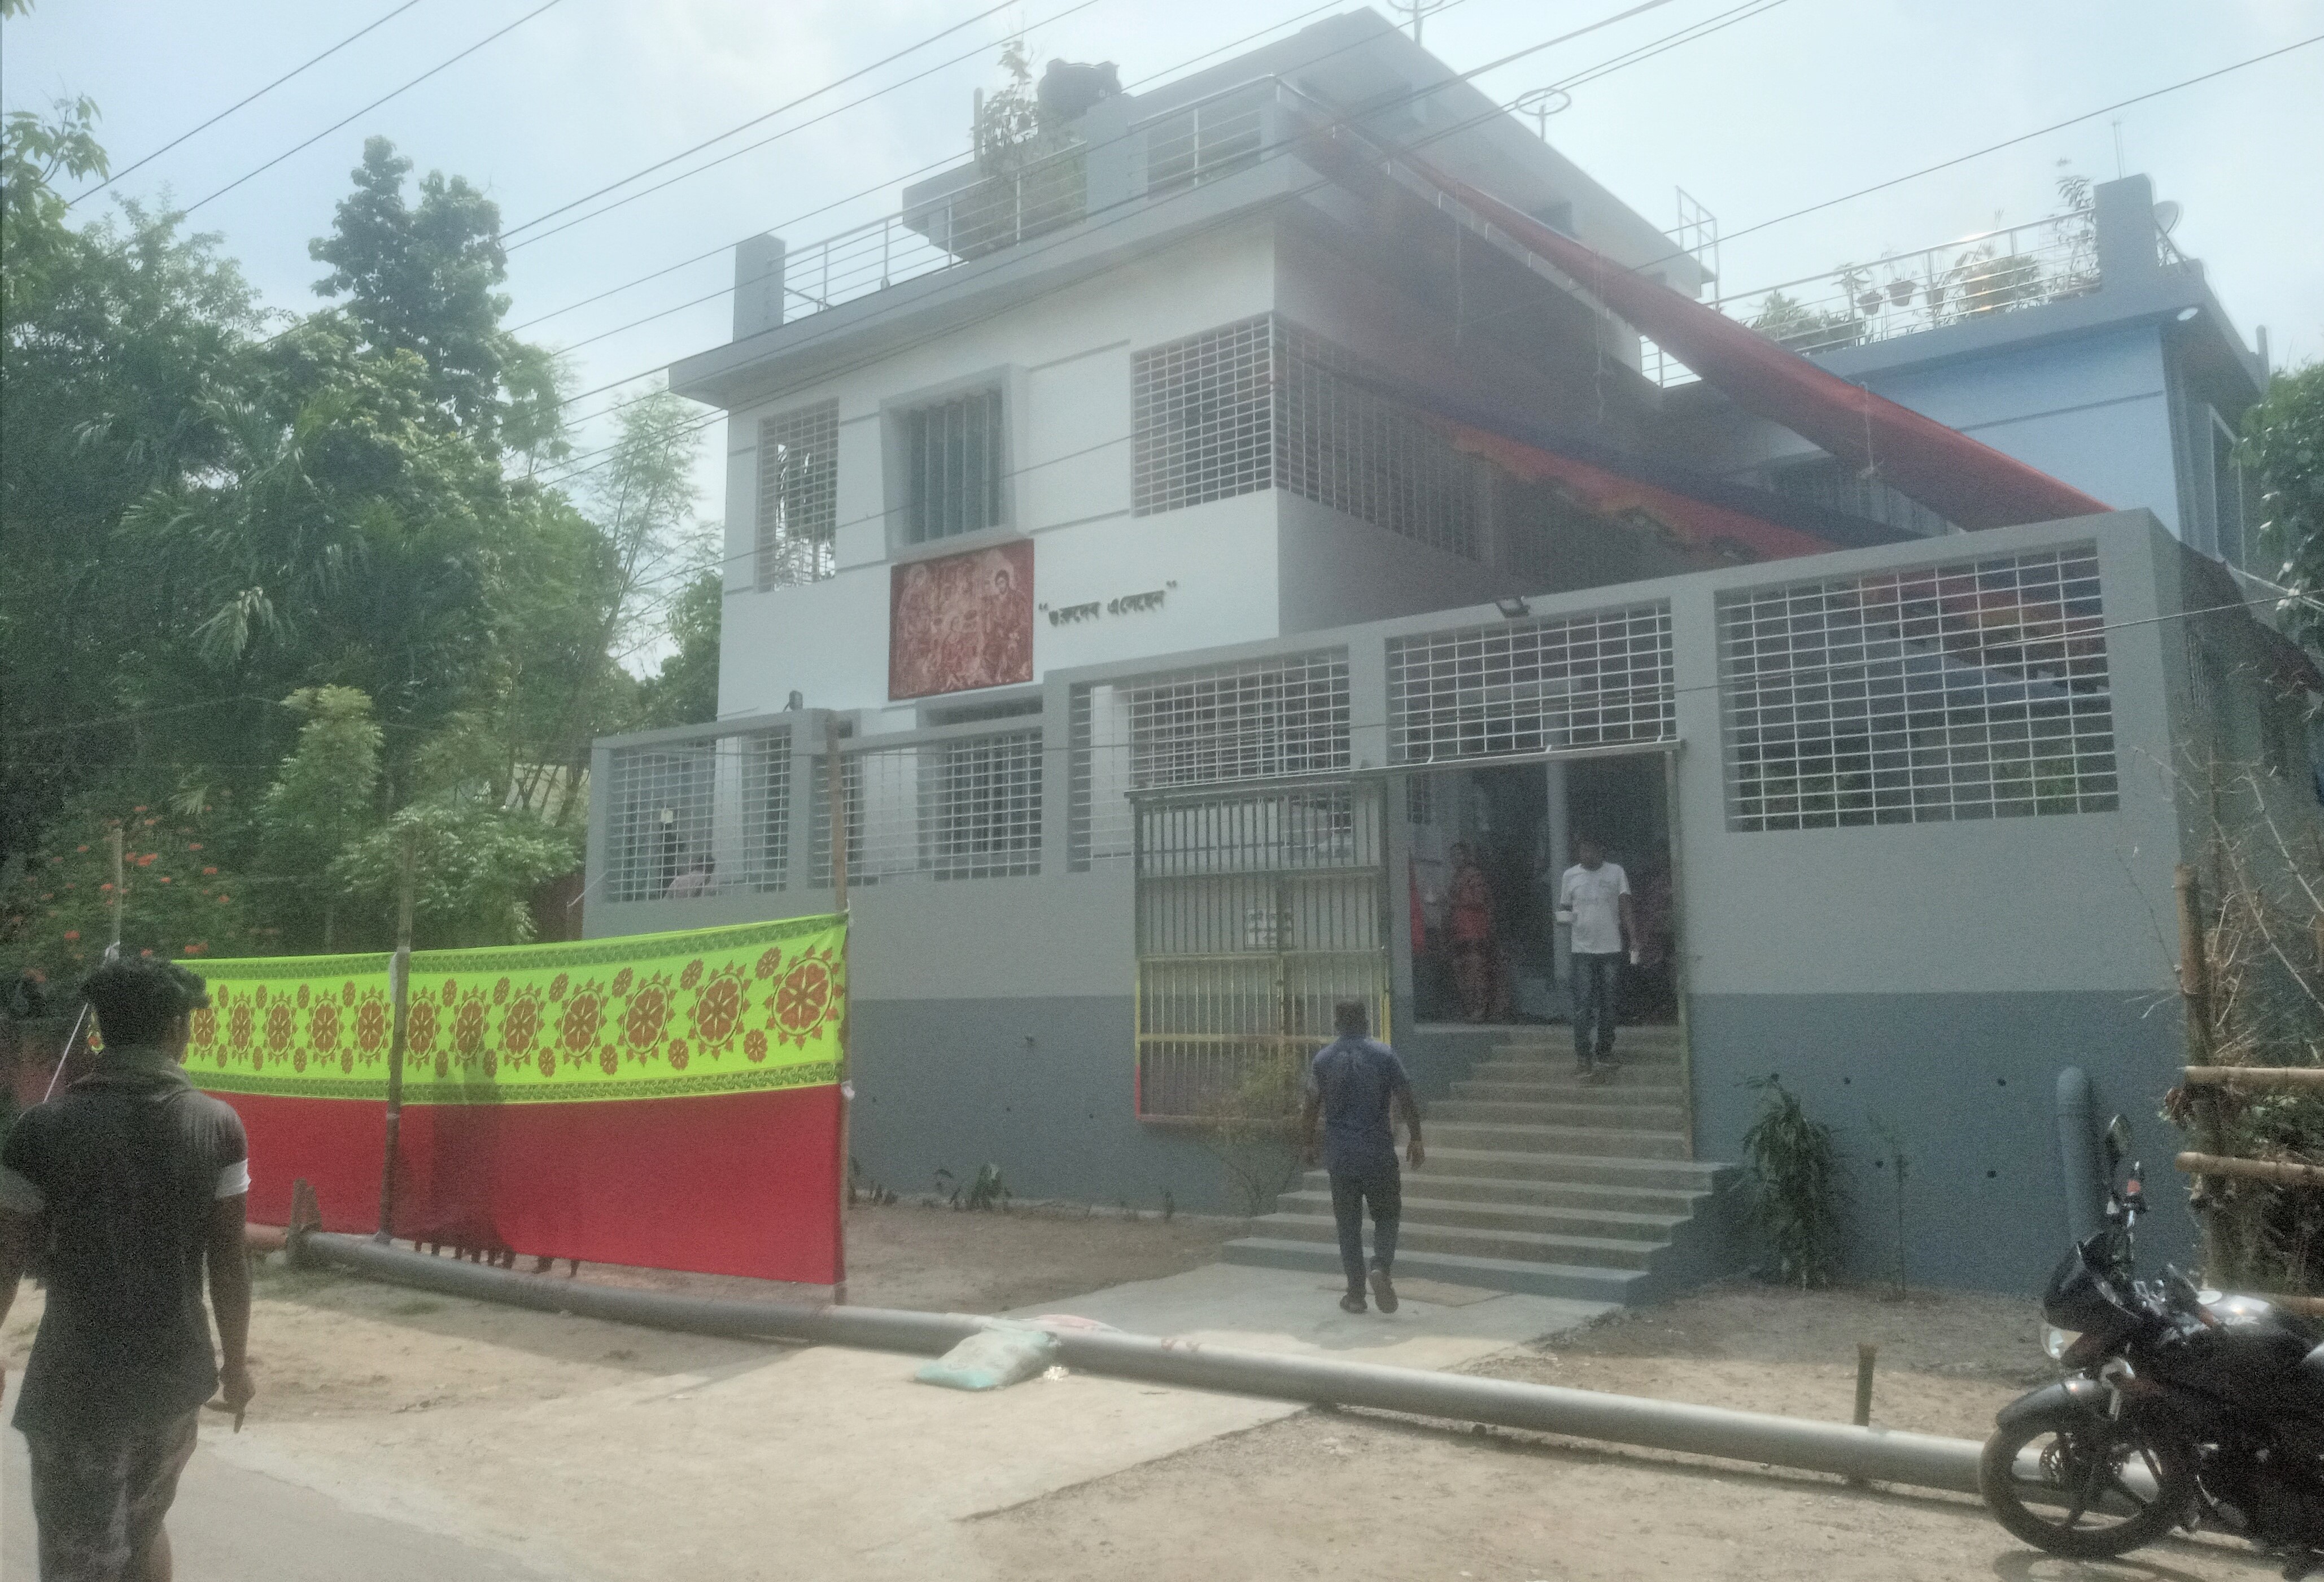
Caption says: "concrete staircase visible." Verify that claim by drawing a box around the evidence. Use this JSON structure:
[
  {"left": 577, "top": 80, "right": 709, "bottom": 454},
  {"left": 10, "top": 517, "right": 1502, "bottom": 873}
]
[{"left": 1223, "top": 1025, "right": 1744, "bottom": 1305}]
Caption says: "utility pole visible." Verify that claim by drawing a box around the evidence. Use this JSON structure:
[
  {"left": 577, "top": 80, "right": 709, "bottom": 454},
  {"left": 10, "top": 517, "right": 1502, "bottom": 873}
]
[
  {"left": 2175, "top": 863, "right": 2223, "bottom": 1275},
  {"left": 375, "top": 828, "right": 416, "bottom": 1242}
]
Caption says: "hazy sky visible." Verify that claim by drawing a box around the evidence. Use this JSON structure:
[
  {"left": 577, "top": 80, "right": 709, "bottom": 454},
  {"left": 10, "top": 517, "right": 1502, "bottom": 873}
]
[{"left": 6, "top": 0, "right": 2319, "bottom": 531}]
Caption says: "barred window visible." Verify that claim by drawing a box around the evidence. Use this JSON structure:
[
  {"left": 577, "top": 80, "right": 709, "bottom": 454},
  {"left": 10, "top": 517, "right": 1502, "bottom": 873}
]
[
  {"left": 1133, "top": 317, "right": 1273, "bottom": 515},
  {"left": 1719, "top": 546, "right": 2117, "bottom": 830},
  {"left": 812, "top": 729, "right": 1043, "bottom": 885},
  {"left": 756, "top": 402, "right": 839, "bottom": 590},
  {"left": 1128, "top": 315, "right": 1478, "bottom": 560},
  {"left": 1388, "top": 604, "right": 1674, "bottom": 764},
  {"left": 605, "top": 730, "right": 790, "bottom": 901},
  {"left": 1276, "top": 322, "right": 1479, "bottom": 560},
  {"left": 902, "top": 387, "right": 1006, "bottom": 543},
  {"left": 1070, "top": 651, "right": 1351, "bottom": 868}
]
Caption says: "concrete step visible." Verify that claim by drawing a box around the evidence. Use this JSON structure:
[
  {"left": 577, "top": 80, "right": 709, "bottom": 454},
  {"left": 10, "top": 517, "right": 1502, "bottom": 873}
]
[
  {"left": 1428, "top": 1120, "right": 1691, "bottom": 1160},
  {"left": 1221, "top": 1236, "right": 1646, "bottom": 1305},
  {"left": 1450, "top": 1073, "right": 1692, "bottom": 1096},
  {"left": 1431, "top": 1098, "right": 1685, "bottom": 1130},
  {"left": 1272, "top": 1189, "right": 1685, "bottom": 1244},
  {"left": 1249, "top": 1211, "right": 1662, "bottom": 1271},
  {"left": 1295, "top": 1166, "right": 1710, "bottom": 1217},
  {"left": 1414, "top": 1146, "right": 1727, "bottom": 1193}
]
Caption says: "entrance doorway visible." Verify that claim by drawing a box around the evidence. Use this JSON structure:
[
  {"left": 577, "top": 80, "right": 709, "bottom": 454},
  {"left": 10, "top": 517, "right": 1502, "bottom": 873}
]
[{"left": 1403, "top": 751, "right": 1676, "bottom": 1027}]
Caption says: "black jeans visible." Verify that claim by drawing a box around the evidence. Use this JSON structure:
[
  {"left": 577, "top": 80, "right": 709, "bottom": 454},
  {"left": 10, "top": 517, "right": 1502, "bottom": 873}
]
[
  {"left": 1329, "top": 1165, "right": 1401, "bottom": 1295},
  {"left": 1571, "top": 951, "right": 1622, "bottom": 1066}
]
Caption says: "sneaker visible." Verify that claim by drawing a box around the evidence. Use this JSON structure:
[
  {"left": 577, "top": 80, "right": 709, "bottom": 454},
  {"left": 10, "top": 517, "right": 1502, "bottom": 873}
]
[
  {"left": 1369, "top": 1266, "right": 1399, "bottom": 1314},
  {"left": 1339, "top": 1292, "right": 1368, "bottom": 1314}
]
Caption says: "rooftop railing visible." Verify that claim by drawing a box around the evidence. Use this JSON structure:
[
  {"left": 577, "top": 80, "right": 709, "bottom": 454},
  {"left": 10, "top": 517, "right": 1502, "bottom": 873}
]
[{"left": 1647, "top": 211, "right": 2105, "bottom": 386}]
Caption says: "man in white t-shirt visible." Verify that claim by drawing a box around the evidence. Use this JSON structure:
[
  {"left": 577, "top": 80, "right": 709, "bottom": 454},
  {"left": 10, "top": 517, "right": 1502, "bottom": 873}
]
[{"left": 1555, "top": 836, "right": 1635, "bottom": 1079}]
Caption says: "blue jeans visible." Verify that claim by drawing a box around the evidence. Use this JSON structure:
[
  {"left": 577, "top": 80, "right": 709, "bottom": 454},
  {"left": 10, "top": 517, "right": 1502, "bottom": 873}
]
[
  {"left": 1329, "top": 1166, "right": 1401, "bottom": 1295},
  {"left": 1571, "top": 951, "right": 1622, "bottom": 1067}
]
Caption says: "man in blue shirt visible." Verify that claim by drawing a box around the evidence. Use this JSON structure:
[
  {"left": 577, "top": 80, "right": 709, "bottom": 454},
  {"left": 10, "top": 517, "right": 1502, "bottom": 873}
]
[{"left": 1300, "top": 1000, "right": 1423, "bottom": 1314}]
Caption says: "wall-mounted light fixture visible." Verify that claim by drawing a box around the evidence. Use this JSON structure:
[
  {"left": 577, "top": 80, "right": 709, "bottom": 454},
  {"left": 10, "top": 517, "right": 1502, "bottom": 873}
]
[
  {"left": 1495, "top": 596, "right": 1532, "bottom": 620},
  {"left": 2176, "top": 307, "right": 2201, "bottom": 322}
]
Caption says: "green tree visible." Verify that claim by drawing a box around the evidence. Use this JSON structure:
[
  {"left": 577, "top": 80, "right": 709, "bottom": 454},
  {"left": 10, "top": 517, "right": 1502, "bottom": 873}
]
[
  {"left": 257, "top": 687, "right": 383, "bottom": 949},
  {"left": 2247, "top": 363, "right": 2324, "bottom": 648},
  {"left": 0, "top": 792, "right": 261, "bottom": 983},
  {"left": 331, "top": 802, "right": 578, "bottom": 950},
  {"left": 308, "top": 137, "right": 516, "bottom": 438},
  {"left": 633, "top": 570, "right": 723, "bottom": 729}
]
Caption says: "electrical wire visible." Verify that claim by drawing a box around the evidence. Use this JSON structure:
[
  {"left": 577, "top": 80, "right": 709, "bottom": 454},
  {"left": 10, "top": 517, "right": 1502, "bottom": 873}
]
[
  {"left": 68, "top": 0, "right": 425, "bottom": 208},
  {"left": 177, "top": 0, "right": 567, "bottom": 217},
  {"left": 500, "top": 0, "right": 1046, "bottom": 241}
]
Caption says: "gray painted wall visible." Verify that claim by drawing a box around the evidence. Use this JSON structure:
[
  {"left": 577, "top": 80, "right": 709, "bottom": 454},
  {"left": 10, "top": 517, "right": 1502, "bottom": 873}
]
[{"left": 1689, "top": 990, "right": 2194, "bottom": 1293}]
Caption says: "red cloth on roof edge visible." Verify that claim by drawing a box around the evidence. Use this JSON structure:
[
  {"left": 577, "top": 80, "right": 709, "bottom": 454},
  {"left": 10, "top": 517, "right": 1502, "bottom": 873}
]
[
  {"left": 1444, "top": 422, "right": 1838, "bottom": 562},
  {"left": 220, "top": 1086, "right": 843, "bottom": 1284},
  {"left": 1397, "top": 151, "right": 2115, "bottom": 533}
]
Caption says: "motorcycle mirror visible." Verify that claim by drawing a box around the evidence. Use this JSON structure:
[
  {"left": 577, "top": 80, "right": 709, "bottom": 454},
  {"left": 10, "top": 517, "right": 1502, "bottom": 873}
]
[{"left": 2103, "top": 1114, "right": 2131, "bottom": 1171}]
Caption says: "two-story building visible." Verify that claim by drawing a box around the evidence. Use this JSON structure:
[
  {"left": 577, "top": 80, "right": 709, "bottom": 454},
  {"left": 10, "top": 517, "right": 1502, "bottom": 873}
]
[{"left": 583, "top": 10, "right": 2305, "bottom": 1297}]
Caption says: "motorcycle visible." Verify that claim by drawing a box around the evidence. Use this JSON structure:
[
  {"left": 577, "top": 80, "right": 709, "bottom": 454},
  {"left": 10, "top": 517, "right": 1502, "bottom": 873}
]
[{"left": 1981, "top": 1116, "right": 2324, "bottom": 1577}]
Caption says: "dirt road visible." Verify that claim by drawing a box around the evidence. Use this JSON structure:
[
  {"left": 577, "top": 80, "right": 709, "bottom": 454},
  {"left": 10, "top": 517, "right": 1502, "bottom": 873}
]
[{"left": 972, "top": 1282, "right": 2279, "bottom": 1582}]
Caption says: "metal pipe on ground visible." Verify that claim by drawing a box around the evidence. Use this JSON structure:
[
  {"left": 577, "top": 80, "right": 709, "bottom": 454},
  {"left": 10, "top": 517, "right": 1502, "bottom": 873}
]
[{"left": 295, "top": 1232, "right": 1985, "bottom": 1494}]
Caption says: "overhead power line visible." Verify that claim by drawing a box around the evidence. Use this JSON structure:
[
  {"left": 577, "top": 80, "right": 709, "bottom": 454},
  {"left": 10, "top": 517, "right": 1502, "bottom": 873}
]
[
  {"left": 177, "top": 0, "right": 567, "bottom": 218},
  {"left": 500, "top": 0, "right": 1037, "bottom": 240},
  {"left": 69, "top": 0, "right": 425, "bottom": 208}
]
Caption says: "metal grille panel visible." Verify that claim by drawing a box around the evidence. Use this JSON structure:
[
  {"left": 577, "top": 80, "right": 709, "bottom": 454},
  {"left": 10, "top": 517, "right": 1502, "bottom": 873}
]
[
  {"left": 755, "top": 402, "right": 839, "bottom": 590},
  {"left": 605, "top": 730, "right": 790, "bottom": 901},
  {"left": 812, "top": 729, "right": 1043, "bottom": 885},
  {"left": 1388, "top": 604, "right": 1675, "bottom": 764},
  {"left": 1719, "top": 546, "right": 2117, "bottom": 829},
  {"left": 903, "top": 387, "right": 1005, "bottom": 543},
  {"left": 1132, "top": 316, "right": 1273, "bottom": 516},
  {"left": 1070, "top": 652, "right": 1351, "bottom": 869},
  {"left": 1277, "top": 321, "right": 1479, "bottom": 560},
  {"left": 1135, "top": 784, "right": 1386, "bottom": 1119}
]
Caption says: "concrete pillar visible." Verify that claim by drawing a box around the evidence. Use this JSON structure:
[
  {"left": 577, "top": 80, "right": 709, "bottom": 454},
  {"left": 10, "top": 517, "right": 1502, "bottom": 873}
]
[
  {"left": 1542, "top": 759, "right": 1570, "bottom": 988},
  {"left": 734, "top": 234, "right": 787, "bottom": 342},
  {"left": 2091, "top": 175, "right": 2157, "bottom": 290}
]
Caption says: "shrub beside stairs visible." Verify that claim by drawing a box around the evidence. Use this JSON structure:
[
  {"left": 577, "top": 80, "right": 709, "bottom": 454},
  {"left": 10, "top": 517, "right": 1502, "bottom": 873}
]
[{"left": 1222, "top": 1024, "right": 1745, "bottom": 1305}]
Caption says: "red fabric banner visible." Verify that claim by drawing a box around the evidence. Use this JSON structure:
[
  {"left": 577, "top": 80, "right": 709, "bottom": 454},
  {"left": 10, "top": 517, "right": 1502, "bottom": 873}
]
[{"left": 225, "top": 1086, "right": 842, "bottom": 1283}]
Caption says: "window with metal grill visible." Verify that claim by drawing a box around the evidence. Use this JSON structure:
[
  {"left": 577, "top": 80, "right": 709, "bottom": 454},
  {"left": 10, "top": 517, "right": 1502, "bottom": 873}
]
[
  {"left": 756, "top": 402, "right": 840, "bottom": 589},
  {"left": 1718, "top": 545, "right": 2117, "bottom": 830},
  {"left": 901, "top": 387, "right": 1006, "bottom": 543},
  {"left": 1128, "top": 316, "right": 1478, "bottom": 559},
  {"left": 1275, "top": 322, "right": 1479, "bottom": 560},
  {"left": 605, "top": 730, "right": 790, "bottom": 901},
  {"left": 811, "top": 730, "right": 1043, "bottom": 885},
  {"left": 1388, "top": 605, "right": 1675, "bottom": 764},
  {"left": 931, "top": 731, "right": 1043, "bottom": 878},
  {"left": 1132, "top": 317, "right": 1273, "bottom": 515},
  {"left": 1069, "top": 651, "right": 1351, "bottom": 868}
]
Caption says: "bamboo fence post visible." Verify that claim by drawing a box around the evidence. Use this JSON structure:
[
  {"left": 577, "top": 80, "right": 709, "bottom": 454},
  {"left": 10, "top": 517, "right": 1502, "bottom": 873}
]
[
  {"left": 375, "top": 829, "right": 416, "bottom": 1241},
  {"left": 2175, "top": 863, "right": 2223, "bottom": 1276},
  {"left": 107, "top": 826, "right": 124, "bottom": 956},
  {"left": 829, "top": 731, "right": 850, "bottom": 1306}
]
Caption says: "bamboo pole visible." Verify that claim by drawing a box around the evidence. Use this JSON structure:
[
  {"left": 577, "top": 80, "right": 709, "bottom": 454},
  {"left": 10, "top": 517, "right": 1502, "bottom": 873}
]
[
  {"left": 2173, "top": 1152, "right": 2324, "bottom": 1187},
  {"left": 2174, "top": 864, "right": 2223, "bottom": 1275},
  {"left": 829, "top": 731, "right": 850, "bottom": 1306},
  {"left": 107, "top": 826, "right": 124, "bottom": 956},
  {"left": 2182, "top": 1067, "right": 2324, "bottom": 1089},
  {"left": 374, "top": 829, "right": 416, "bottom": 1241}
]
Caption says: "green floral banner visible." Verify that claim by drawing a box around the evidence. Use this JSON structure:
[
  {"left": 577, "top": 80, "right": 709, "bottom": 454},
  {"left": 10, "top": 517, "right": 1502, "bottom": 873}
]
[{"left": 183, "top": 916, "right": 846, "bottom": 1104}]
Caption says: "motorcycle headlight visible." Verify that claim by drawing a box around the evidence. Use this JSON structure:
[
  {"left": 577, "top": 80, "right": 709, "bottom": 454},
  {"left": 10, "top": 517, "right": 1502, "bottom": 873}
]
[{"left": 2043, "top": 1324, "right": 2081, "bottom": 1361}]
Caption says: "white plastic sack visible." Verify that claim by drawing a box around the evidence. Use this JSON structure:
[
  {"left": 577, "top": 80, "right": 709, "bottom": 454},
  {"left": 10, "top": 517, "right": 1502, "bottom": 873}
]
[{"left": 913, "top": 1320, "right": 1060, "bottom": 1392}]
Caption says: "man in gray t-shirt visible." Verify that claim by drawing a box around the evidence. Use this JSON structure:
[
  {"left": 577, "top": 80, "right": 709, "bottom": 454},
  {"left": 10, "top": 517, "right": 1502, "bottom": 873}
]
[
  {"left": 1, "top": 958, "right": 255, "bottom": 1582},
  {"left": 1300, "top": 1000, "right": 1424, "bottom": 1315}
]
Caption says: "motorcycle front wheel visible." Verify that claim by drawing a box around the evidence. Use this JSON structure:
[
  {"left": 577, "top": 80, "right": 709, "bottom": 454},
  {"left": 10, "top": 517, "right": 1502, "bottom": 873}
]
[{"left": 1978, "top": 1406, "right": 2194, "bottom": 1559}]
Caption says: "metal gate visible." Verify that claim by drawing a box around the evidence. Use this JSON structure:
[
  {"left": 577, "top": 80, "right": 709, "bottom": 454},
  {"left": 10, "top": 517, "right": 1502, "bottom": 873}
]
[{"left": 1133, "top": 781, "right": 1388, "bottom": 1119}]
